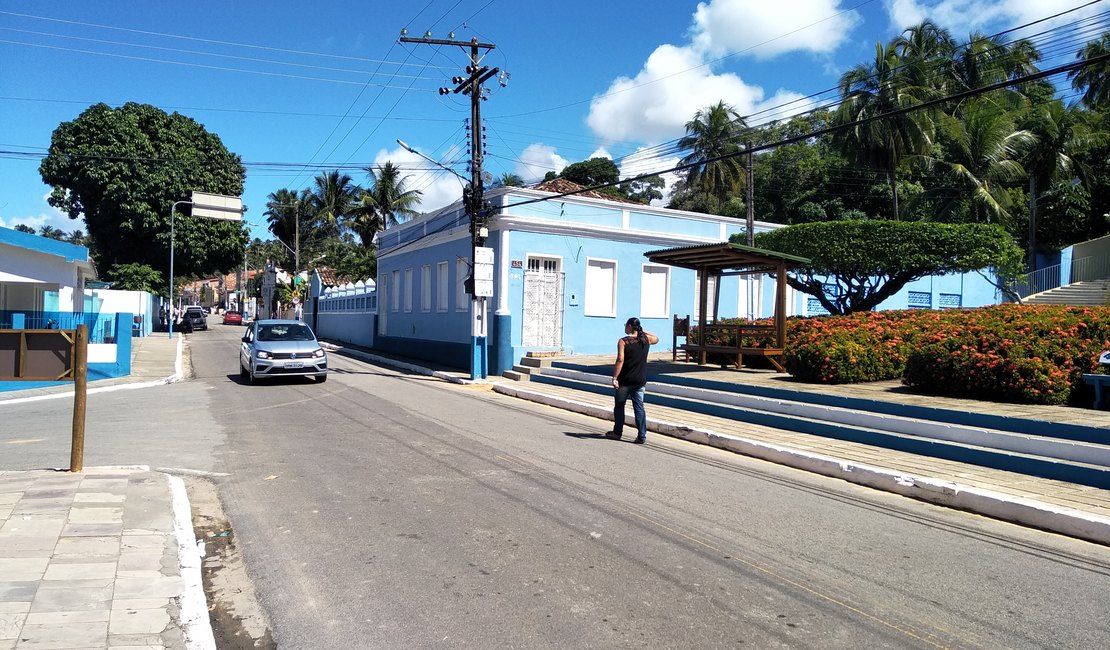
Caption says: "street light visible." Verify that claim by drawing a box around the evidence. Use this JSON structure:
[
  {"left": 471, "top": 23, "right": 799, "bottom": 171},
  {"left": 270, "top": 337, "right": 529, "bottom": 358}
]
[{"left": 168, "top": 192, "right": 245, "bottom": 339}]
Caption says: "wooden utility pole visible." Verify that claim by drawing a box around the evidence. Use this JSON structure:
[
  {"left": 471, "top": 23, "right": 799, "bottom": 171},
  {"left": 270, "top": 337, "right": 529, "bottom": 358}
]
[{"left": 69, "top": 324, "right": 88, "bottom": 472}]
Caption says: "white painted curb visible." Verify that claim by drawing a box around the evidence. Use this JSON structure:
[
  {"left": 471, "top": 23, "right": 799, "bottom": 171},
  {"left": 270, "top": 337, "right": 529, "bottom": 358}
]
[
  {"left": 167, "top": 474, "right": 217, "bottom": 650},
  {"left": 493, "top": 383, "right": 1110, "bottom": 546},
  {"left": 324, "top": 344, "right": 486, "bottom": 385}
]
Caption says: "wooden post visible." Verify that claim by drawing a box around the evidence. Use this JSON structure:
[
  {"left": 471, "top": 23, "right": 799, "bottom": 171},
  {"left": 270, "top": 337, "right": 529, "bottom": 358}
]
[
  {"left": 775, "top": 261, "right": 787, "bottom": 348},
  {"left": 70, "top": 324, "right": 88, "bottom": 473}
]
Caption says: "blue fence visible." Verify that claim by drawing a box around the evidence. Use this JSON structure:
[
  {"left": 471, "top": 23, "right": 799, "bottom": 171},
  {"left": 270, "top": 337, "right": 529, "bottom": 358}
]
[{"left": 0, "top": 311, "right": 117, "bottom": 343}]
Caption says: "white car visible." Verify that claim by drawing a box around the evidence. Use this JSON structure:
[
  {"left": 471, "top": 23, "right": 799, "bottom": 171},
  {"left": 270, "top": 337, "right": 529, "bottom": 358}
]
[{"left": 239, "top": 319, "right": 327, "bottom": 384}]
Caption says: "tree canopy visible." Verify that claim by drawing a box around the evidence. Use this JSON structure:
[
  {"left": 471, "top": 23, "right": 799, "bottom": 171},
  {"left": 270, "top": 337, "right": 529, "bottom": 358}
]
[
  {"left": 751, "top": 221, "right": 1025, "bottom": 314},
  {"left": 38, "top": 102, "right": 248, "bottom": 278}
]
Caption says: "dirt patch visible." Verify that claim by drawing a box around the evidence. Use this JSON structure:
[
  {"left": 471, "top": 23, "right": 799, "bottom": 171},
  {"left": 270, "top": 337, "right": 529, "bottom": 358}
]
[{"left": 183, "top": 475, "right": 276, "bottom": 649}]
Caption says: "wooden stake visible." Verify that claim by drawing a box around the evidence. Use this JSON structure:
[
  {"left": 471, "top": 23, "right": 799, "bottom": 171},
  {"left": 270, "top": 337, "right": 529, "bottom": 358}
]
[{"left": 70, "top": 324, "right": 88, "bottom": 472}]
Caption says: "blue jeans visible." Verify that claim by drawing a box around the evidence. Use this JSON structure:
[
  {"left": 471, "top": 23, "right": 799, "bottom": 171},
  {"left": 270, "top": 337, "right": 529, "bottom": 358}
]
[{"left": 613, "top": 384, "right": 647, "bottom": 440}]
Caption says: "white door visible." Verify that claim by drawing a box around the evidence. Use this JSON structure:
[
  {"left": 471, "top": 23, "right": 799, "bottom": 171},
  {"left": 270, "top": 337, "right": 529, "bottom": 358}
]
[{"left": 522, "top": 256, "right": 563, "bottom": 347}]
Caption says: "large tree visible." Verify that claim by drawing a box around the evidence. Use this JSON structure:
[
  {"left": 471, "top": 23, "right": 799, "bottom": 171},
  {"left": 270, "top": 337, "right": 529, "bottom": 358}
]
[
  {"left": 834, "top": 42, "right": 936, "bottom": 219},
  {"left": 678, "top": 101, "right": 747, "bottom": 208},
  {"left": 752, "top": 221, "right": 1024, "bottom": 314},
  {"left": 349, "top": 162, "right": 422, "bottom": 248},
  {"left": 39, "top": 102, "right": 248, "bottom": 277},
  {"left": 310, "top": 170, "right": 359, "bottom": 239}
]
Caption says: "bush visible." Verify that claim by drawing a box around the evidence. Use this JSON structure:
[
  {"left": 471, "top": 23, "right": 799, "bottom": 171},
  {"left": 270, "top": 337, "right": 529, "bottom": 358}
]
[{"left": 778, "top": 305, "right": 1110, "bottom": 405}]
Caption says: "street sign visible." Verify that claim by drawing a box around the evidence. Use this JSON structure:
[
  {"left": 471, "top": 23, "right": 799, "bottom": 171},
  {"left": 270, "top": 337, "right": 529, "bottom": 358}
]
[
  {"left": 473, "top": 246, "right": 494, "bottom": 297},
  {"left": 190, "top": 192, "right": 243, "bottom": 221}
]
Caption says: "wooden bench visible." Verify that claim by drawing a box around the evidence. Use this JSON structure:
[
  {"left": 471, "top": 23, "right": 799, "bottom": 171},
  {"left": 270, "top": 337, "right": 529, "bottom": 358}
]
[
  {"left": 1083, "top": 373, "right": 1110, "bottom": 410},
  {"left": 684, "top": 323, "right": 787, "bottom": 372}
]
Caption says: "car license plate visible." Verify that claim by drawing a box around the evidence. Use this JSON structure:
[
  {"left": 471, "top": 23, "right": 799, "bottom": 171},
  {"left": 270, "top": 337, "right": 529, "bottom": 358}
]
[{"left": 286, "top": 362, "right": 304, "bottom": 369}]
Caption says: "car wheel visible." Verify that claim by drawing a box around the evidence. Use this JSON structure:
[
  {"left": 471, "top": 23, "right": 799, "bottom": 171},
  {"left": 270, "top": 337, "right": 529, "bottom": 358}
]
[
  {"left": 239, "top": 361, "right": 248, "bottom": 380},
  {"left": 248, "top": 364, "right": 258, "bottom": 385},
  {"left": 315, "top": 373, "right": 328, "bottom": 383}
]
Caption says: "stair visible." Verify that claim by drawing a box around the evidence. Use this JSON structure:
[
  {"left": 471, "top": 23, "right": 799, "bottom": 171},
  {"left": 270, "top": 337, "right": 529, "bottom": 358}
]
[
  {"left": 505, "top": 363, "right": 1110, "bottom": 490},
  {"left": 1024, "top": 279, "right": 1110, "bottom": 306},
  {"left": 502, "top": 354, "right": 560, "bottom": 381}
]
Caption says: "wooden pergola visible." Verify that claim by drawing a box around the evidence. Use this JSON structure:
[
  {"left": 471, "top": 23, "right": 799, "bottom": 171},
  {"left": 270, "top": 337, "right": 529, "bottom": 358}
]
[{"left": 645, "top": 242, "right": 810, "bottom": 371}]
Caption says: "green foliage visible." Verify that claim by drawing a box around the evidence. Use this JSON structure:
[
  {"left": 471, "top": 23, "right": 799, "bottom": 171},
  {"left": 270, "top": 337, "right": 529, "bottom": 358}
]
[
  {"left": 620, "top": 175, "right": 664, "bottom": 204},
  {"left": 106, "top": 262, "right": 164, "bottom": 294},
  {"left": 560, "top": 157, "right": 619, "bottom": 187},
  {"left": 38, "top": 102, "right": 248, "bottom": 277},
  {"left": 752, "top": 221, "right": 1025, "bottom": 314}
]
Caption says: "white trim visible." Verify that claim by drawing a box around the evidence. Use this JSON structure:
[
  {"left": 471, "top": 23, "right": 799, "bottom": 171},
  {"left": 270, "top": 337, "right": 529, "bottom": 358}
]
[
  {"left": 436, "top": 261, "right": 449, "bottom": 313},
  {"left": 455, "top": 258, "right": 468, "bottom": 312},
  {"left": 420, "top": 265, "right": 431, "bottom": 312},
  {"left": 497, "top": 229, "right": 511, "bottom": 315},
  {"left": 404, "top": 268, "right": 413, "bottom": 313}
]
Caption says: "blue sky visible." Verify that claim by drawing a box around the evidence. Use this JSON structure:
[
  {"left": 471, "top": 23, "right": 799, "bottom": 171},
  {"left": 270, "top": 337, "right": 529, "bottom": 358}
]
[{"left": 0, "top": 0, "right": 1100, "bottom": 243}]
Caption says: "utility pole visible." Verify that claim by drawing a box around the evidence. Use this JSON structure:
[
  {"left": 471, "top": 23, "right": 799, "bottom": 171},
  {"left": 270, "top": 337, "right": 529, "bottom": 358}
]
[
  {"left": 401, "top": 31, "right": 499, "bottom": 380},
  {"left": 745, "top": 141, "right": 755, "bottom": 320}
]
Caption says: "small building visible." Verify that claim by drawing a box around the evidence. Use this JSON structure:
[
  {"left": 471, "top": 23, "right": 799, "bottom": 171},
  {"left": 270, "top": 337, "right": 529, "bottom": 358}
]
[{"left": 0, "top": 226, "right": 96, "bottom": 322}]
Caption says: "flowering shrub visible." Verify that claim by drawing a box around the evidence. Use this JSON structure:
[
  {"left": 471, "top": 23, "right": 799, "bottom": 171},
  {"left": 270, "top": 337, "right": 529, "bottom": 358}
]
[{"left": 775, "top": 305, "right": 1110, "bottom": 405}]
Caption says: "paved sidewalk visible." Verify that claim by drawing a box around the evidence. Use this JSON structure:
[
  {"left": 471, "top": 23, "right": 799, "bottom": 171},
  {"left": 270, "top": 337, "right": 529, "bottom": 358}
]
[{"left": 0, "top": 467, "right": 211, "bottom": 650}]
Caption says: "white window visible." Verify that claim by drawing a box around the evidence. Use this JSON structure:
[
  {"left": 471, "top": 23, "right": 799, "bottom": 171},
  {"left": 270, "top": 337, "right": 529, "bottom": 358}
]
[
  {"left": 437, "top": 262, "right": 449, "bottom": 312},
  {"left": 404, "top": 268, "right": 413, "bottom": 312},
  {"left": 456, "top": 259, "right": 469, "bottom": 311},
  {"left": 584, "top": 258, "right": 617, "bottom": 317},
  {"left": 421, "top": 265, "right": 431, "bottom": 312},
  {"left": 391, "top": 271, "right": 400, "bottom": 312},
  {"left": 640, "top": 265, "right": 669, "bottom": 318}
]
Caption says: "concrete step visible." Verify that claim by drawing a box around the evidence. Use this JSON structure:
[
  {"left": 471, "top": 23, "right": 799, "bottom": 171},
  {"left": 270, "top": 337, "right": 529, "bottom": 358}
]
[
  {"left": 502, "top": 369, "right": 529, "bottom": 382},
  {"left": 519, "top": 356, "right": 556, "bottom": 369},
  {"left": 524, "top": 368, "right": 1110, "bottom": 490}
]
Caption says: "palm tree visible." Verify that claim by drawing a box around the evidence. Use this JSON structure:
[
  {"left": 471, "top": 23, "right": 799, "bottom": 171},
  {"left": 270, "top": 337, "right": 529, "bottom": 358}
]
[
  {"left": 947, "top": 33, "right": 1041, "bottom": 111},
  {"left": 1069, "top": 32, "right": 1110, "bottom": 109},
  {"left": 349, "top": 162, "right": 423, "bottom": 248},
  {"left": 1020, "top": 100, "right": 1091, "bottom": 264},
  {"left": 921, "top": 98, "right": 1034, "bottom": 226},
  {"left": 834, "top": 41, "right": 935, "bottom": 219},
  {"left": 492, "top": 172, "right": 525, "bottom": 188},
  {"left": 678, "top": 101, "right": 747, "bottom": 208},
  {"left": 263, "top": 188, "right": 312, "bottom": 269},
  {"left": 310, "top": 170, "right": 359, "bottom": 239}
]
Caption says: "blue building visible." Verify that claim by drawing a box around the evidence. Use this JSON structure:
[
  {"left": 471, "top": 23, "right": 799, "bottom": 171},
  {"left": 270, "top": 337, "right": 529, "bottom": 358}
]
[{"left": 371, "top": 181, "right": 1003, "bottom": 376}]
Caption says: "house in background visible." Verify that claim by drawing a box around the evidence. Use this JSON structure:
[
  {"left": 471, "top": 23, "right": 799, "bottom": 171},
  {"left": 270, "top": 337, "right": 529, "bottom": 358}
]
[
  {"left": 0, "top": 225, "right": 96, "bottom": 324},
  {"left": 369, "top": 181, "right": 1003, "bottom": 375}
]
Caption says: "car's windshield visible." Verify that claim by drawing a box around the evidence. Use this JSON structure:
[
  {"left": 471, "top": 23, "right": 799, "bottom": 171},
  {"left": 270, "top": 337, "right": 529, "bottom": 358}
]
[{"left": 257, "top": 324, "right": 314, "bottom": 342}]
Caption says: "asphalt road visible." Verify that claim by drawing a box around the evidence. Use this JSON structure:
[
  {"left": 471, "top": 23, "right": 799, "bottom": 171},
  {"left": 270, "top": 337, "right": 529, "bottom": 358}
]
[{"left": 4, "top": 325, "right": 1110, "bottom": 649}]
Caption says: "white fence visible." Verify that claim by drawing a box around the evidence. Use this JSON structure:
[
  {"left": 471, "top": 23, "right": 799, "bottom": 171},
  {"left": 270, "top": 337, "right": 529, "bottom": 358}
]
[{"left": 313, "top": 280, "right": 377, "bottom": 348}]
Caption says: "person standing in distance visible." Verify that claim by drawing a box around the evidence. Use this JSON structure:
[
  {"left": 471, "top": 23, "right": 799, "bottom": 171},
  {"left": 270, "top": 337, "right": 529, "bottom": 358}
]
[{"left": 607, "top": 317, "right": 659, "bottom": 444}]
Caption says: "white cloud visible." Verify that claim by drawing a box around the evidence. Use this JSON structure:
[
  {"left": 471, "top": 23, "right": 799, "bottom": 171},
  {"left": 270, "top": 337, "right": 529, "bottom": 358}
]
[
  {"left": 587, "top": 147, "right": 612, "bottom": 160},
  {"left": 691, "top": 0, "right": 862, "bottom": 59},
  {"left": 373, "top": 145, "right": 465, "bottom": 215},
  {"left": 0, "top": 193, "right": 75, "bottom": 232},
  {"left": 515, "top": 143, "right": 568, "bottom": 182},
  {"left": 884, "top": 0, "right": 1094, "bottom": 33},
  {"left": 587, "top": 44, "right": 813, "bottom": 142}
]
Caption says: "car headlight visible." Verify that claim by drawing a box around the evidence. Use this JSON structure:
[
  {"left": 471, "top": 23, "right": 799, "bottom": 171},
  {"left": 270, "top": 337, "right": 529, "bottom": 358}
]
[
  {"left": 313, "top": 348, "right": 326, "bottom": 358},
  {"left": 257, "top": 350, "right": 271, "bottom": 359}
]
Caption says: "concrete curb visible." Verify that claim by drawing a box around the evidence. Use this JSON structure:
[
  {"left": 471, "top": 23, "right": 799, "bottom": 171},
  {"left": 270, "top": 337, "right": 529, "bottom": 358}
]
[
  {"left": 167, "top": 473, "right": 217, "bottom": 650},
  {"left": 493, "top": 382, "right": 1110, "bottom": 546},
  {"left": 323, "top": 344, "right": 486, "bottom": 385}
]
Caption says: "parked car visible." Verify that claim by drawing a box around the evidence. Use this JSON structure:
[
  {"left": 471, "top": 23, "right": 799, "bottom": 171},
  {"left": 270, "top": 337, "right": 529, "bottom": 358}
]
[
  {"left": 239, "top": 319, "right": 327, "bottom": 384},
  {"left": 222, "top": 310, "right": 244, "bottom": 325},
  {"left": 183, "top": 306, "right": 207, "bottom": 331}
]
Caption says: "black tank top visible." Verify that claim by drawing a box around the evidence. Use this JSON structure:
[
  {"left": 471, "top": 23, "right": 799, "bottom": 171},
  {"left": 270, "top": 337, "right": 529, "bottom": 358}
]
[{"left": 618, "top": 336, "right": 649, "bottom": 386}]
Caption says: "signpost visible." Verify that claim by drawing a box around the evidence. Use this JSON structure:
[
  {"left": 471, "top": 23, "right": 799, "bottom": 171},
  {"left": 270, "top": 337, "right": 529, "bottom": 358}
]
[{"left": 168, "top": 192, "right": 244, "bottom": 338}]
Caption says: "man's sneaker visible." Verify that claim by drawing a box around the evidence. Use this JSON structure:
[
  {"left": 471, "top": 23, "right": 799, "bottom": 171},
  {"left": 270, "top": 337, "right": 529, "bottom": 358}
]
[
  {"left": 604, "top": 431, "right": 622, "bottom": 440},
  {"left": 632, "top": 437, "right": 646, "bottom": 444}
]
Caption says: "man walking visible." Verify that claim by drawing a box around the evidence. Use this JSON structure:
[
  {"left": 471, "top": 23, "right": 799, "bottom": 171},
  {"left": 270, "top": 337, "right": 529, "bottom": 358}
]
[{"left": 607, "top": 317, "right": 659, "bottom": 444}]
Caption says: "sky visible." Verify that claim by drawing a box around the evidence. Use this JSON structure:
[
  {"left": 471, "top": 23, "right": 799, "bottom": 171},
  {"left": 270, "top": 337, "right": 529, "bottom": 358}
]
[{"left": 0, "top": 0, "right": 1104, "bottom": 246}]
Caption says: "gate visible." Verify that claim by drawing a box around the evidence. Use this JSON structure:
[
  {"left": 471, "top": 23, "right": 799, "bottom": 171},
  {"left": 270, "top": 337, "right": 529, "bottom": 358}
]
[{"left": 522, "top": 259, "right": 564, "bottom": 348}]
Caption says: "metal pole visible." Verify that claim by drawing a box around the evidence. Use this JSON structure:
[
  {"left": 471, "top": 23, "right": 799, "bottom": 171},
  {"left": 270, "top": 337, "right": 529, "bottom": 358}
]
[
  {"left": 294, "top": 203, "right": 300, "bottom": 295},
  {"left": 168, "top": 200, "right": 190, "bottom": 339},
  {"left": 69, "top": 324, "right": 88, "bottom": 472}
]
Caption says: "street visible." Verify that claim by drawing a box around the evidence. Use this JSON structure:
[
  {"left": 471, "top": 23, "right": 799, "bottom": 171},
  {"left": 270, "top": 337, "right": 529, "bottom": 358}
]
[{"left": 3, "top": 324, "right": 1109, "bottom": 649}]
